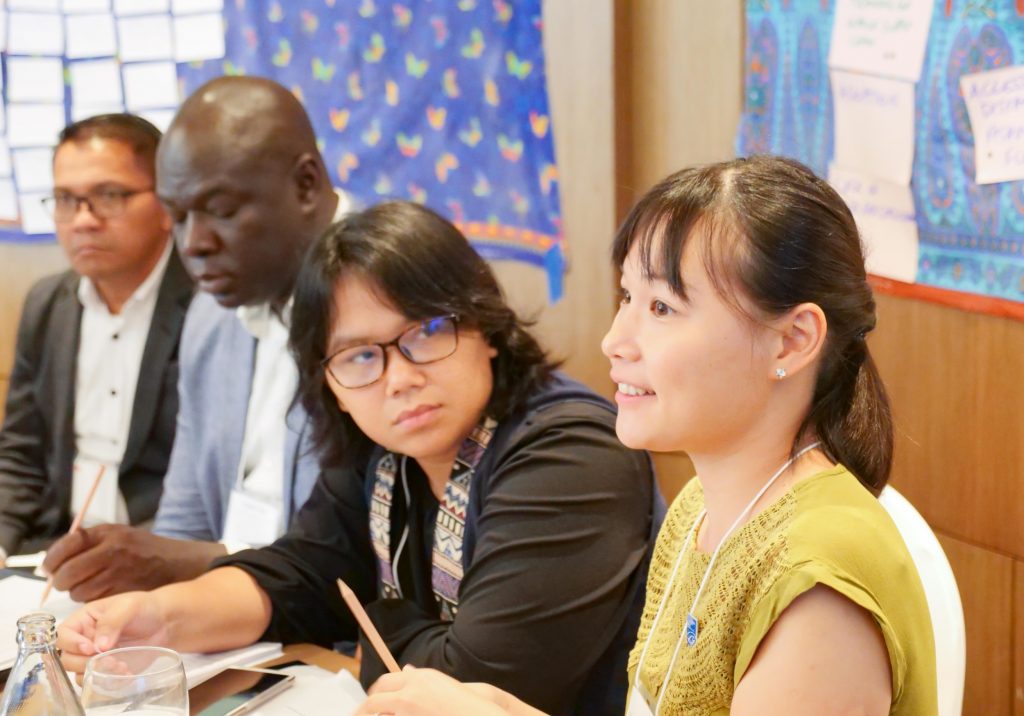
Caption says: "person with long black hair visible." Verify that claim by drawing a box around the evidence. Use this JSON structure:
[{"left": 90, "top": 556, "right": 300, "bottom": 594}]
[
  {"left": 356, "top": 156, "right": 938, "bottom": 716},
  {"left": 58, "top": 200, "right": 657, "bottom": 716}
]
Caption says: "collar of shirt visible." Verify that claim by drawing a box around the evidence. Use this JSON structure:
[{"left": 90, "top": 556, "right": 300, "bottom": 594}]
[
  {"left": 77, "top": 239, "right": 173, "bottom": 317},
  {"left": 235, "top": 188, "right": 351, "bottom": 340},
  {"left": 236, "top": 297, "right": 293, "bottom": 341},
  {"left": 333, "top": 187, "right": 355, "bottom": 220}
]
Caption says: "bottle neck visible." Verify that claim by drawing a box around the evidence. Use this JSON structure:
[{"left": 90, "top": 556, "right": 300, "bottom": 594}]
[{"left": 16, "top": 612, "right": 58, "bottom": 651}]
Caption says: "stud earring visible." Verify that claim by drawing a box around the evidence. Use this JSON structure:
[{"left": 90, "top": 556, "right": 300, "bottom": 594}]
[{"left": 775, "top": 368, "right": 787, "bottom": 380}]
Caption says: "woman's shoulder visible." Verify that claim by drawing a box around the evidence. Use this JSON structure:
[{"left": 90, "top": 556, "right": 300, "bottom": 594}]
[{"left": 785, "top": 467, "right": 912, "bottom": 569}]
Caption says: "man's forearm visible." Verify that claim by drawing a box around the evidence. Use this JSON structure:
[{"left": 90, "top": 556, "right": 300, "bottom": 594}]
[{"left": 165, "top": 539, "right": 229, "bottom": 583}]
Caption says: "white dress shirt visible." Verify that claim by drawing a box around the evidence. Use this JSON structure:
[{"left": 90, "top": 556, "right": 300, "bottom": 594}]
[
  {"left": 223, "top": 189, "right": 354, "bottom": 551},
  {"left": 72, "top": 240, "right": 173, "bottom": 527},
  {"left": 233, "top": 300, "right": 298, "bottom": 505}
]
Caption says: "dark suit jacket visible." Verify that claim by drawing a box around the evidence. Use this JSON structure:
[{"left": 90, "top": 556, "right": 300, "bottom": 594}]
[{"left": 0, "top": 250, "right": 194, "bottom": 555}]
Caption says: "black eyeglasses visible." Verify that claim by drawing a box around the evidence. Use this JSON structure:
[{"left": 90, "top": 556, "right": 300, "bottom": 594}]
[
  {"left": 322, "top": 315, "right": 460, "bottom": 389},
  {"left": 41, "top": 187, "right": 154, "bottom": 222}
]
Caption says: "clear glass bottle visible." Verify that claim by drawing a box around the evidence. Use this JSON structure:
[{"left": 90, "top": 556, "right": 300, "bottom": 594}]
[{"left": 0, "top": 612, "right": 85, "bottom": 715}]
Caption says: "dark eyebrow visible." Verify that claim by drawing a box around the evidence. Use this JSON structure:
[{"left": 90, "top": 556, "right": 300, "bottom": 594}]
[
  {"left": 53, "top": 181, "right": 135, "bottom": 193},
  {"left": 326, "top": 319, "right": 422, "bottom": 356},
  {"left": 325, "top": 332, "right": 378, "bottom": 356}
]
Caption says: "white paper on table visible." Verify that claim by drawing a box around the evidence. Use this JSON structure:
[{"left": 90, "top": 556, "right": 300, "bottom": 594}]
[
  {"left": 122, "top": 61, "right": 179, "bottom": 110},
  {"left": 71, "top": 102, "right": 126, "bottom": 121},
  {"left": 7, "top": 12, "right": 65, "bottom": 56},
  {"left": 0, "top": 179, "right": 20, "bottom": 221},
  {"left": 959, "top": 65, "right": 1024, "bottom": 185},
  {"left": 63, "top": 0, "right": 113, "bottom": 12},
  {"left": 0, "top": 139, "right": 13, "bottom": 177},
  {"left": 831, "top": 69, "right": 916, "bottom": 186},
  {"left": 7, "top": 0, "right": 60, "bottom": 11},
  {"left": 139, "top": 107, "right": 176, "bottom": 132},
  {"left": 7, "top": 104, "right": 66, "bottom": 148},
  {"left": 829, "top": 163, "right": 919, "bottom": 283},
  {"left": 2, "top": 551, "right": 46, "bottom": 569},
  {"left": 18, "top": 191, "right": 56, "bottom": 234},
  {"left": 0, "top": 13, "right": 7, "bottom": 53},
  {"left": 6, "top": 57, "right": 65, "bottom": 104},
  {"left": 247, "top": 666, "right": 367, "bottom": 716},
  {"left": 117, "top": 13, "right": 174, "bottom": 61},
  {"left": 829, "top": 0, "right": 934, "bottom": 83},
  {"left": 114, "top": 0, "right": 170, "bottom": 15},
  {"left": 173, "top": 12, "right": 224, "bottom": 62},
  {"left": 13, "top": 147, "right": 54, "bottom": 192},
  {"left": 0, "top": 98, "right": 6, "bottom": 137},
  {"left": 65, "top": 12, "right": 118, "bottom": 59},
  {"left": 70, "top": 59, "right": 125, "bottom": 108},
  {"left": 172, "top": 0, "right": 223, "bottom": 13},
  {"left": 181, "top": 642, "right": 283, "bottom": 689},
  {"left": 0, "top": 574, "right": 80, "bottom": 669}
]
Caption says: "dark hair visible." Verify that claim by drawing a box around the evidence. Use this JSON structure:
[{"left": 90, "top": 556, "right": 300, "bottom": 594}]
[
  {"left": 58, "top": 113, "right": 162, "bottom": 175},
  {"left": 613, "top": 155, "right": 892, "bottom": 493},
  {"left": 291, "top": 200, "right": 557, "bottom": 467}
]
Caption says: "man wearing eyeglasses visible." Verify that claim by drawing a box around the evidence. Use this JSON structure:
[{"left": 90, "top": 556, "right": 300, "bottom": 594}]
[
  {"left": 41, "top": 77, "right": 352, "bottom": 601},
  {"left": 0, "top": 114, "right": 193, "bottom": 568}
]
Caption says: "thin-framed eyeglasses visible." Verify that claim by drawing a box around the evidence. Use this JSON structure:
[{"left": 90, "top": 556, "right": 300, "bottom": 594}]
[
  {"left": 41, "top": 187, "right": 154, "bottom": 222},
  {"left": 322, "top": 314, "right": 460, "bottom": 389}
]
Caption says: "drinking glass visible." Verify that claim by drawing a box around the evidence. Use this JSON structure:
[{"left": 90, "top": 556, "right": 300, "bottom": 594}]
[{"left": 81, "top": 647, "right": 188, "bottom": 715}]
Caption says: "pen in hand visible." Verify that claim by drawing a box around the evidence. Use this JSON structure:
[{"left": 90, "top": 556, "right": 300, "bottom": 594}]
[{"left": 40, "top": 464, "right": 106, "bottom": 607}]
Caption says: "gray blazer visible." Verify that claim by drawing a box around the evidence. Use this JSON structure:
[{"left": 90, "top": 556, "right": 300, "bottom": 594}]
[
  {"left": 0, "top": 251, "right": 194, "bottom": 555},
  {"left": 152, "top": 292, "right": 320, "bottom": 541}
]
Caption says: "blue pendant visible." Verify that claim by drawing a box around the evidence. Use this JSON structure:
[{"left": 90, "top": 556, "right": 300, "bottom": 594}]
[{"left": 685, "top": 613, "right": 698, "bottom": 647}]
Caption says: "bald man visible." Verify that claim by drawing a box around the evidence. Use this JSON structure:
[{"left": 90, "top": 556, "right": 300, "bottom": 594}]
[{"left": 43, "top": 77, "right": 353, "bottom": 600}]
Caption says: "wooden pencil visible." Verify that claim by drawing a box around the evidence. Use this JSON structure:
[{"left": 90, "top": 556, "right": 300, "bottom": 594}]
[
  {"left": 39, "top": 464, "right": 106, "bottom": 607},
  {"left": 336, "top": 577, "right": 401, "bottom": 673}
]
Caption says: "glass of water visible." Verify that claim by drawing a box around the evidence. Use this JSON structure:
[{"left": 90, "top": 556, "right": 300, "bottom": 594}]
[{"left": 81, "top": 646, "right": 188, "bottom": 715}]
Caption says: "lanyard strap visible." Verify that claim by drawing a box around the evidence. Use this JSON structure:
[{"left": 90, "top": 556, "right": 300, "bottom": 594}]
[{"left": 634, "top": 442, "right": 821, "bottom": 715}]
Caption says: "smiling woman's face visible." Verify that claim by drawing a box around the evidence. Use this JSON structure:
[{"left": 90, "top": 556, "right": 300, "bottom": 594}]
[
  {"left": 325, "top": 272, "right": 497, "bottom": 473},
  {"left": 601, "top": 237, "right": 777, "bottom": 456}
]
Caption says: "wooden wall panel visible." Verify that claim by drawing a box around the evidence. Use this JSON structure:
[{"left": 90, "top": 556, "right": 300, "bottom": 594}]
[
  {"left": 874, "top": 294, "right": 1024, "bottom": 557},
  {"left": 1016, "top": 562, "right": 1024, "bottom": 716},
  {"left": 0, "top": 244, "right": 68, "bottom": 423},
  {"left": 617, "top": 0, "right": 744, "bottom": 207},
  {"left": 0, "top": 244, "right": 68, "bottom": 381},
  {"left": 938, "top": 532, "right": 1014, "bottom": 716}
]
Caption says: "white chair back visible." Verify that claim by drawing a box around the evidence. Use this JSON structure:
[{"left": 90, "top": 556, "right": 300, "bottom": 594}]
[{"left": 878, "top": 485, "right": 965, "bottom": 716}]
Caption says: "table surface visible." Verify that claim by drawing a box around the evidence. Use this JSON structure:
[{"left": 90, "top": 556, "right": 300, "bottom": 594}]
[{"left": 0, "top": 643, "right": 360, "bottom": 700}]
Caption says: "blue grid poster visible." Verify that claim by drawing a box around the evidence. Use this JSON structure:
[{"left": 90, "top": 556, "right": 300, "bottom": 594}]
[
  {"left": 737, "top": 0, "right": 1024, "bottom": 312},
  {"left": 1, "top": 0, "right": 565, "bottom": 302}
]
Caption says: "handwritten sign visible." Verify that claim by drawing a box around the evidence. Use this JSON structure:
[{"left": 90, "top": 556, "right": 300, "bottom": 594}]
[
  {"left": 829, "top": 164, "right": 919, "bottom": 283},
  {"left": 832, "top": 70, "right": 915, "bottom": 185},
  {"left": 960, "top": 65, "right": 1024, "bottom": 185},
  {"left": 829, "top": 0, "right": 934, "bottom": 82}
]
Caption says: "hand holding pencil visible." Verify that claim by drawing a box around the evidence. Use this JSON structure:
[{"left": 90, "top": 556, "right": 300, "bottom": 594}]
[{"left": 39, "top": 464, "right": 106, "bottom": 606}]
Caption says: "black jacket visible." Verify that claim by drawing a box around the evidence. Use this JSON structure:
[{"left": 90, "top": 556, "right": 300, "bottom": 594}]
[
  {"left": 218, "top": 374, "right": 660, "bottom": 716},
  {"left": 0, "top": 250, "right": 193, "bottom": 554}
]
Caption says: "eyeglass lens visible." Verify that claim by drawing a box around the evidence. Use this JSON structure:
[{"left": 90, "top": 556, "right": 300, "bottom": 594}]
[{"left": 327, "top": 316, "right": 458, "bottom": 388}]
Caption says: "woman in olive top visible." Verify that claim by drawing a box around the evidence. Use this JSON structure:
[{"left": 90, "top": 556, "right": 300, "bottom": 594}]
[{"left": 357, "top": 156, "right": 938, "bottom": 716}]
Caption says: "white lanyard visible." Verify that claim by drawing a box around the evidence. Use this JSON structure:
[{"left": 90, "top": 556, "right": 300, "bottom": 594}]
[{"left": 631, "top": 442, "right": 821, "bottom": 715}]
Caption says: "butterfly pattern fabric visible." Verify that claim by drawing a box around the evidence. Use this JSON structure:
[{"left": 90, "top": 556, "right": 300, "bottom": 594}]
[{"left": 177, "top": 0, "right": 565, "bottom": 301}]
